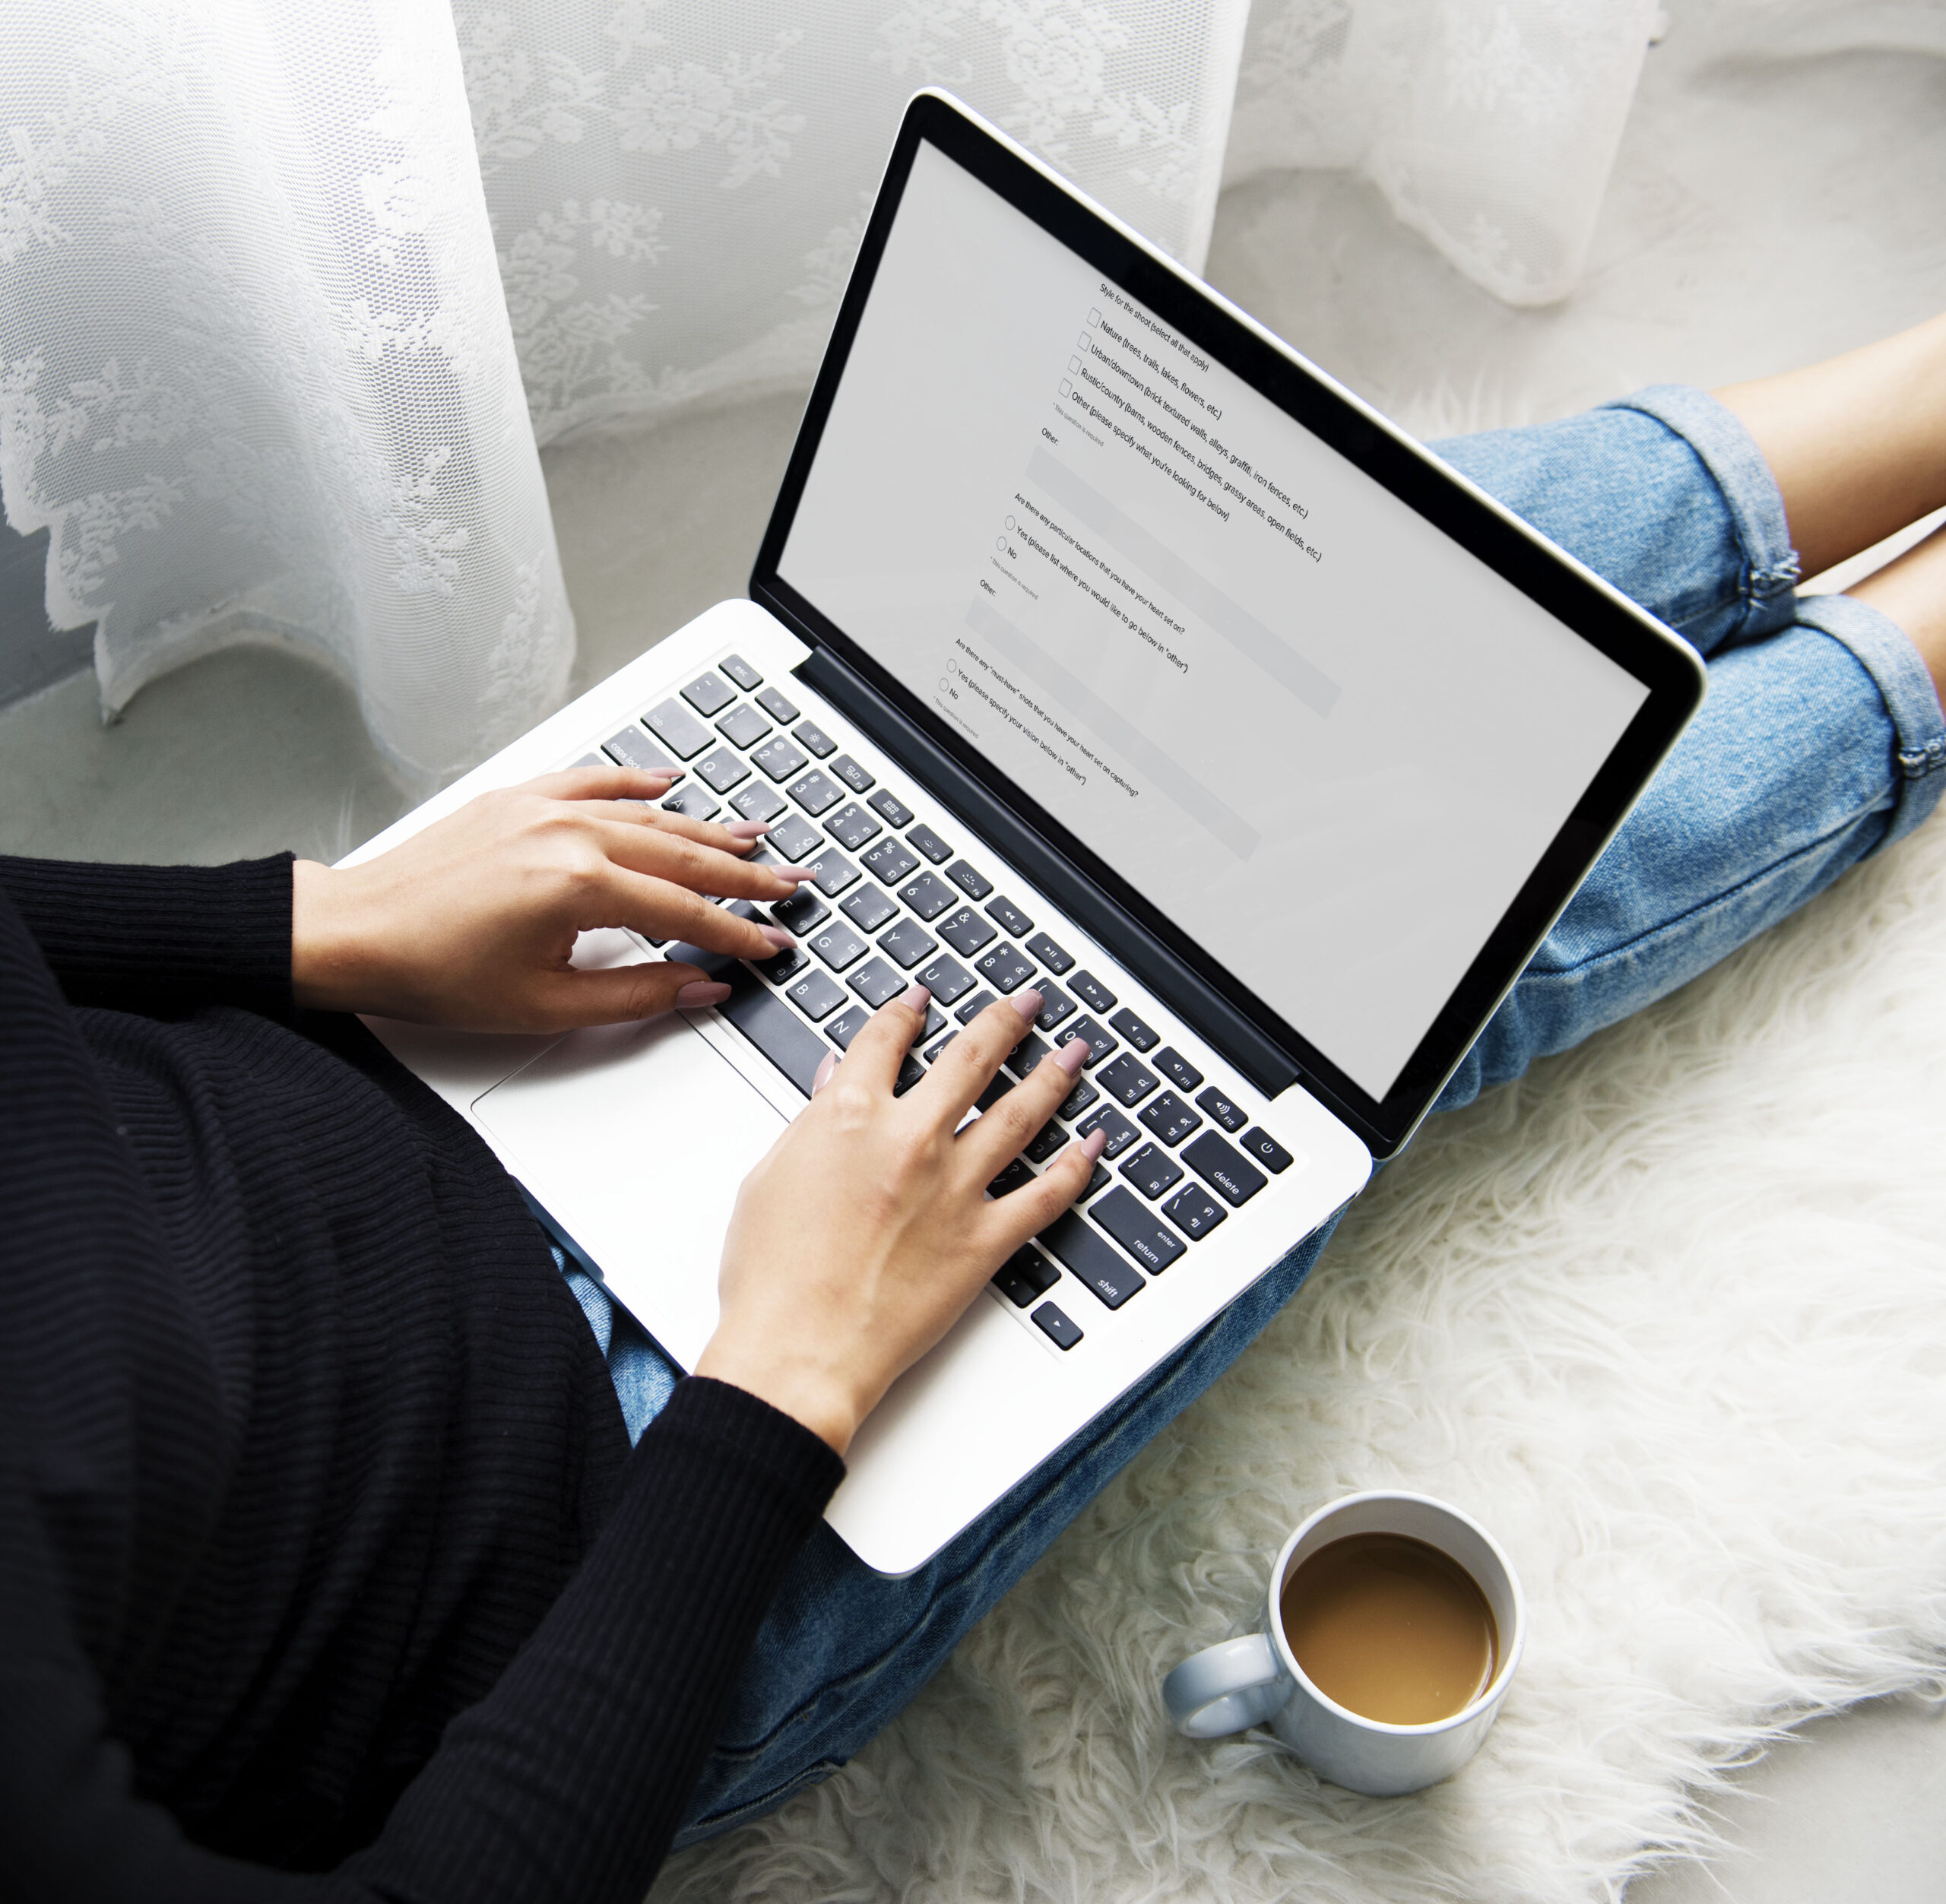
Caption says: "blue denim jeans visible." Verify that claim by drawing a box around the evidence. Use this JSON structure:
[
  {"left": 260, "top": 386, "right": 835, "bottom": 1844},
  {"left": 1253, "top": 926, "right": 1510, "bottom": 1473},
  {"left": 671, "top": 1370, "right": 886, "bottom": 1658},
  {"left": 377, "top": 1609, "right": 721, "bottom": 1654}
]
[{"left": 564, "top": 386, "right": 1946, "bottom": 1842}]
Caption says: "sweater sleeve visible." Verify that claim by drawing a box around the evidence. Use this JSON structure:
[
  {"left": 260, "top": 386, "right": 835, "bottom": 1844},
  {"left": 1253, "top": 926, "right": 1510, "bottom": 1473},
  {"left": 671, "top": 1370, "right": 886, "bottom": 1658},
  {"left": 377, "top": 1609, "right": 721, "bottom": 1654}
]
[
  {"left": 4, "top": 1380, "right": 842, "bottom": 1904},
  {"left": 0, "top": 854, "right": 294, "bottom": 1015}
]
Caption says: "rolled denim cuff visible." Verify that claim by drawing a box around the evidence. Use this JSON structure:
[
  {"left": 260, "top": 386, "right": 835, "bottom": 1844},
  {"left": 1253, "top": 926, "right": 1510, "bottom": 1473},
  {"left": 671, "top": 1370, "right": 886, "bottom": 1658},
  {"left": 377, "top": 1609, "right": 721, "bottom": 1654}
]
[
  {"left": 1602, "top": 384, "right": 1802, "bottom": 642},
  {"left": 1794, "top": 592, "right": 1946, "bottom": 852}
]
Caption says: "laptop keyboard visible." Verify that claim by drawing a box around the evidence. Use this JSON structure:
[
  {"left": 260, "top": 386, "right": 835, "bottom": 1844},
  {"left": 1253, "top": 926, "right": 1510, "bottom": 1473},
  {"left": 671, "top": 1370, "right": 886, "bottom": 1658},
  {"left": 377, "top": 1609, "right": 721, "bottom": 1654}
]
[{"left": 591, "top": 653, "right": 1300, "bottom": 1356}]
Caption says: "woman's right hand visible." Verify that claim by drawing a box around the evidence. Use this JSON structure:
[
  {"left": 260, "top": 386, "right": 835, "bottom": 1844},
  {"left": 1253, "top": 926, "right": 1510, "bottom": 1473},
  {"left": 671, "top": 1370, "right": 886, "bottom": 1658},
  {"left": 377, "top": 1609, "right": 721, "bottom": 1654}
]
[{"left": 696, "top": 984, "right": 1106, "bottom": 1455}]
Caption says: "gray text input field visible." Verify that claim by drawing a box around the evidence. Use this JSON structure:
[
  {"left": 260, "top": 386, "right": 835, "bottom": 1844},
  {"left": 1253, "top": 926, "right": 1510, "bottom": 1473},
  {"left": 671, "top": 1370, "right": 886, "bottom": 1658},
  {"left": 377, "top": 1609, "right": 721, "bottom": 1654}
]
[
  {"left": 965, "top": 596, "right": 1260, "bottom": 861},
  {"left": 1025, "top": 445, "right": 1339, "bottom": 719}
]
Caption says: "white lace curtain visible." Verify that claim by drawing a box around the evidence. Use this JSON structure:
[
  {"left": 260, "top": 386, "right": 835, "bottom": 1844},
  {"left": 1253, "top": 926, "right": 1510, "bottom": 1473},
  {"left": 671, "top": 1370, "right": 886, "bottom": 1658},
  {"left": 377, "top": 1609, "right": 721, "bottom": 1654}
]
[{"left": 0, "top": 0, "right": 1656, "bottom": 786}]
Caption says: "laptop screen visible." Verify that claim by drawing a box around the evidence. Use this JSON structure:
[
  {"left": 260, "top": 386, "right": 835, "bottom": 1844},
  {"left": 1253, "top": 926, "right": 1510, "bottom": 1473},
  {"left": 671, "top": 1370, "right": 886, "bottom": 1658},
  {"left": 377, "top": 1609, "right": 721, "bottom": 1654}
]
[{"left": 775, "top": 139, "right": 1649, "bottom": 1102}]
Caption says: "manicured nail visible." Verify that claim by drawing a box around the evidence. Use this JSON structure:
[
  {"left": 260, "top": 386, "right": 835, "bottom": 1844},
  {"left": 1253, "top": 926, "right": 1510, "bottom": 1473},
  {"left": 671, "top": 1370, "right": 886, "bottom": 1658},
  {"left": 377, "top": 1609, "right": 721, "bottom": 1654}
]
[
  {"left": 1054, "top": 1034, "right": 1089, "bottom": 1076},
  {"left": 772, "top": 866, "right": 820, "bottom": 885},
  {"left": 1081, "top": 1126, "right": 1108, "bottom": 1161},
  {"left": 675, "top": 980, "right": 731, "bottom": 1009},
  {"left": 895, "top": 982, "right": 931, "bottom": 1013},
  {"left": 811, "top": 1050, "right": 837, "bottom": 1094},
  {"left": 757, "top": 925, "right": 796, "bottom": 949},
  {"left": 724, "top": 819, "right": 772, "bottom": 839},
  {"left": 1008, "top": 988, "right": 1044, "bottom": 1022}
]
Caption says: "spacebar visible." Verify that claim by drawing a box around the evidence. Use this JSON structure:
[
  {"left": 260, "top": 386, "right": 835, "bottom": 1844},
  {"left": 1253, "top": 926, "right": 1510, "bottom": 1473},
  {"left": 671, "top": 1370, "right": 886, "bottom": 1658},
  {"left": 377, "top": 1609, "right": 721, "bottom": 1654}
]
[{"left": 718, "top": 968, "right": 826, "bottom": 1098}]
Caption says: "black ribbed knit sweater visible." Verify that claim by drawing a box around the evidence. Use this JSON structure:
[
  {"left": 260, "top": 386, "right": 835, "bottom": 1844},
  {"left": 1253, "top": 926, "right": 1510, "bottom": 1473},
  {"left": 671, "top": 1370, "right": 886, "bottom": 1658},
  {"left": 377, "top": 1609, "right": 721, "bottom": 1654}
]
[{"left": 0, "top": 854, "right": 844, "bottom": 1902}]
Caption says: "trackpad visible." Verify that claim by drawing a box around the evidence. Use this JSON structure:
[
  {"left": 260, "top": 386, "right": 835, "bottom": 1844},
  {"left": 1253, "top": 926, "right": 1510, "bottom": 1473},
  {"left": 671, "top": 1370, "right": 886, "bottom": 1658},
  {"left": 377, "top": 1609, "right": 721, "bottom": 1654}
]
[{"left": 474, "top": 1012, "right": 785, "bottom": 1368}]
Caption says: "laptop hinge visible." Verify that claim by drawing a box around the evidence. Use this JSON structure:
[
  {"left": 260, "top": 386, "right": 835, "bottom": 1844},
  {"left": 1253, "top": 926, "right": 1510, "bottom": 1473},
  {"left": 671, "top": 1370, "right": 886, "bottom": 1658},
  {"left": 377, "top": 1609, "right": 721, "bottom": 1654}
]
[{"left": 794, "top": 644, "right": 1301, "bottom": 1102}]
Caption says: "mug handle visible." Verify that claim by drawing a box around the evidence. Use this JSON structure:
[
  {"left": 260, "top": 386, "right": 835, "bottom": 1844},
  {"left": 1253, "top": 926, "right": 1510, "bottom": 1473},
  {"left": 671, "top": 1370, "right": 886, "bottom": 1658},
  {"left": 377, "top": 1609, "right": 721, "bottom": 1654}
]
[{"left": 1162, "top": 1633, "right": 1291, "bottom": 1738}]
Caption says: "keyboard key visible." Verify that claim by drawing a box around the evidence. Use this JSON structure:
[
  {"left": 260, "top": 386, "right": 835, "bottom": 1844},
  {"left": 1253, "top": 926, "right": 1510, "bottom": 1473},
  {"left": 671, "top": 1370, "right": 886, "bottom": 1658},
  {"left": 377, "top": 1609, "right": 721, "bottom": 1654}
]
[
  {"left": 914, "top": 1004, "right": 946, "bottom": 1046},
  {"left": 840, "top": 885, "right": 899, "bottom": 933},
  {"left": 898, "top": 871, "right": 959, "bottom": 920},
  {"left": 719, "top": 652, "right": 762, "bottom": 690},
  {"left": 756, "top": 684, "right": 799, "bottom": 724},
  {"left": 986, "top": 895, "right": 1034, "bottom": 936},
  {"left": 750, "top": 944, "right": 807, "bottom": 986},
  {"left": 721, "top": 969, "right": 831, "bottom": 1094},
  {"left": 848, "top": 958, "right": 906, "bottom": 1008},
  {"left": 938, "top": 908, "right": 997, "bottom": 957},
  {"left": 754, "top": 736, "right": 808, "bottom": 781},
  {"left": 1139, "top": 1090, "right": 1202, "bottom": 1146},
  {"left": 1057, "top": 1076, "right": 1098, "bottom": 1121},
  {"left": 863, "top": 838, "right": 920, "bottom": 885},
  {"left": 1156, "top": 1047, "right": 1205, "bottom": 1091},
  {"left": 916, "top": 955, "right": 975, "bottom": 1006},
  {"left": 994, "top": 1243, "right": 1059, "bottom": 1307},
  {"left": 1241, "top": 1127, "right": 1297, "bottom": 1174},
  {"left": 1070, "top": 970, "right": 1117, "bottom": 1012},
  {"left": 952, "top": 987, "right": 997, "bottom": 1024},
  {"left": 1076, "top": 1104, "right": 1139, "bottom": 1158},
  {"left": 894, "top": 1055, "right": 926, "bottom": 1096},
  {"left": 788, "top": 769, "right": 844, "bottom": 816},
  {"left": 923, "top": 1030, "right": 958, "bottom": 1063},
  {"left": 987, "top": 1158, "right": 1035, "bottom": 1199},
  {"left": 1181, "top": 1130, "right": 1268, "bottom": 1207},
  {"left": 829, "top": 753, "right": 875, "bottom": 794},
  {"left": 771, "top": 889, "right": 829, "bottom": 934},
  {"left": 976, "top": 942, "right": 1036, "bottom": 993},
  {"left": 1024, "top": 1120, "right": 1069, "bottom": 1164},
  {"left": 867, "top": 787, "right": 914, "bottom": 828},
  {"left": 908, "top": 822, "right": 952, "bottom": 863},
  {"left": 769, "top": 812, "right": 822, "bottom": 860},
  {"left": 1108, "top": 1007, "right": 1159, "bottom": 1053},
  {"left": 784, "top": 968, "right": 847, "bottom": 1021},
  {"left": 645, "top": 697, "right": 713, "bottom": 759},
  {"left": 1032, "top": 1301, "right": 1084, "bottom": 1349},
  {"left": 1162, "top": 1185, "right": 1227, "bottom": 1241},
  {"left": 1091, "top": 1186, "right": 1187, "bottom": 1275},
  {"left": 975, "top": 1072, "right": 1014, "bottom": 1113},
  {"left": 1097, "top": 1055, "right": 1158, "bottom": 1107},
  {"left": 946, "top": 859, "right": 993, "bottom": 900},
  {"left": 1025, "top": 931, "right": 1074, "bottom": 975},
  {"left": 681, "top": 671, "right": 736, "bottom": 717},
  {"left": 1041, "top": 1210, "right": 1146, "bottom": 1310},
  {"left": 1003, "top": 1031, "right": 1052, "bottom": 1080},
  {"left": 1195, "top": 1085, "right": 1247, "bottom": 1133},
  {"left": 1083, "top": 1162, "right": 1111, "bottom": 1199},
  {"left": 661, "top": 785, "right": 719, "bottom": 821},
  {"left": 823, "top": 801, "right": 881, "bottom": 850},
  {"left": 1119, "top": 1142, "right": 1184, "bottom": 1201},
  {"left": 794, "top": 719, "right": 836, "bottom": 758},
  {"left": 1035, "top": 984, "right": 1076, "bottom": 1032},
  {"left": 879, "top": 920, "right": 938, "bottom": 970},
  {"left": 1055, "top": 1015, "right": 1117, "bottom": 1066},
  {"left": 730, "top": 779, "right": 787, "bottom": 823},
  {"left": 715, "top": 702, "right": 772, "bottom": 749},
  {"left": 603, "top": 724, "right": 680, "bottom": 773},
  {"left": 808, "top": 920, "right": 868, "bottom": 971},
  {"left": 805, "top": 850, "right": 860, "bottom": 897},
  {"left": 825, "top": 1003, "right": 873, "bottom": 1049},
  {"left": 694, "top": 745, "right": 750, "bottom": 794}
]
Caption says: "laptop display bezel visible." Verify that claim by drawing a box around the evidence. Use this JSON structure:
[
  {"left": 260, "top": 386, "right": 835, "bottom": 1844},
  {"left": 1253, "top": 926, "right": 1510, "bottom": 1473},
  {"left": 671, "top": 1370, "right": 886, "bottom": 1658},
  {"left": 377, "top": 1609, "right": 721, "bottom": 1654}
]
[{"left": 750, "top": 90, "right": 1704, "bottom": 1159}]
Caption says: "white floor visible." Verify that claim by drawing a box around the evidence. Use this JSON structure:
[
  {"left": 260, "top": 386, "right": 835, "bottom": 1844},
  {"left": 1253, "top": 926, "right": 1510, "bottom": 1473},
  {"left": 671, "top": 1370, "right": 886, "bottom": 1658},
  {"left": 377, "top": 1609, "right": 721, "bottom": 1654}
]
[{"left": 2, "top": 7, "right": 1942, "bottom": 1893}]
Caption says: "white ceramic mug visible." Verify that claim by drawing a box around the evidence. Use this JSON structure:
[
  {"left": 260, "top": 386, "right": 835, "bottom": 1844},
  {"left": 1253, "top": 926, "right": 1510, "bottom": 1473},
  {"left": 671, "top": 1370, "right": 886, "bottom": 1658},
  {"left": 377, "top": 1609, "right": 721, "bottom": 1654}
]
[{"left": 1162, "top": 1491, "right": 1525, "bottom": 1797}]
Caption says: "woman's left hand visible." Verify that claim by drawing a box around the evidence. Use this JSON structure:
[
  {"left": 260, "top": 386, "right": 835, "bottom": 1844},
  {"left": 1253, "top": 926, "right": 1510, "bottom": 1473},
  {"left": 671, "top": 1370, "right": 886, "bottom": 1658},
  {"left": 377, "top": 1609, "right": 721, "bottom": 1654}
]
[{"left": 290, "top": 765, "right": 812, "bottom": 1031}]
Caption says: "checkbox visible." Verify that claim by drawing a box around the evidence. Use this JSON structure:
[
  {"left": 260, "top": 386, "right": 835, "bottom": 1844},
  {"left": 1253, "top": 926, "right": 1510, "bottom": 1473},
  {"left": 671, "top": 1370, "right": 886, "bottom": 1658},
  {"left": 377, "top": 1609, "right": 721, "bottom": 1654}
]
[
  {"left": 1076, "top": 332, "right": 1091, "bottom": 353},
  {"left": 1069, "top": 356, "right": 1082, "bottom": 372},
  {"left": 1059, "top": 379, "right": 1072, "bottom": 397},
  {"left": 1087, "top": 309, "right": 1100, "bottom": 327}
]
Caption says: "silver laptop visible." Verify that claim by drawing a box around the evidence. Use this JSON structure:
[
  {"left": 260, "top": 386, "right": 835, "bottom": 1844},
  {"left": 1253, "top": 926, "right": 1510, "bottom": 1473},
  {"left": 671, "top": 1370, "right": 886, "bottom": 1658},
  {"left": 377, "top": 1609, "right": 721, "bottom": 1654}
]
[{"left": 348, "top": 92, "right": 1704, "bottom": 1576}]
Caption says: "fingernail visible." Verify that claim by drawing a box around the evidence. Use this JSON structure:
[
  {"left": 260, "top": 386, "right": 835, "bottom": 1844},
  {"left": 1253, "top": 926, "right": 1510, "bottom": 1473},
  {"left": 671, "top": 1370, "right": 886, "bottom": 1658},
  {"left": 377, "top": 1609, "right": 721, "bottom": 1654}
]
[
  {"left": 675, "top": 980, "right": 731, "bottom": 1009},
  {"left": 1054, "top": 1034, "right": 1089, "bottom": 1076},
  {"left": 772, "top": 866, "right": 821, "bottom": 885},
  {"left": 1081, "top": 1126, "right": 1108, "bottom": 1161},
  {"left": 724, "top": 819, "right": 772, "bottom": 839},
  {"left": 811, "top": 1050, "right": 837, "bottom": 1095},
  {"left": 757, "top": 925, "right": 796, "bottom": 949},
  {"left": 895, "top": 982, "right": 931, "bottom": 1013},
  {"left": 1008, "top": 989, "right": 1044, "bottom": 1022}
]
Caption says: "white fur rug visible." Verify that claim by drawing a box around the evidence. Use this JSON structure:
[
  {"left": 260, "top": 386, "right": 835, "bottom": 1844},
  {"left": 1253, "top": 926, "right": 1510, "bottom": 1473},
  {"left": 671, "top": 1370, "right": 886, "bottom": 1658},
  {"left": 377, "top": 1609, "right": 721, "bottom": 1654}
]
[{"left": 651, "top": 798, "right": 1946, "bottom": 1902}]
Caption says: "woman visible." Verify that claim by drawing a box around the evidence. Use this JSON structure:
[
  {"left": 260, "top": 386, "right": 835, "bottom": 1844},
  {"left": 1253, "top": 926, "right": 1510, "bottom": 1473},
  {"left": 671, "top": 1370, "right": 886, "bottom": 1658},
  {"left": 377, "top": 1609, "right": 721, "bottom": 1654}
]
[{"left": 7, "top": 318, "right": 1946, "bottom": 1902}]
